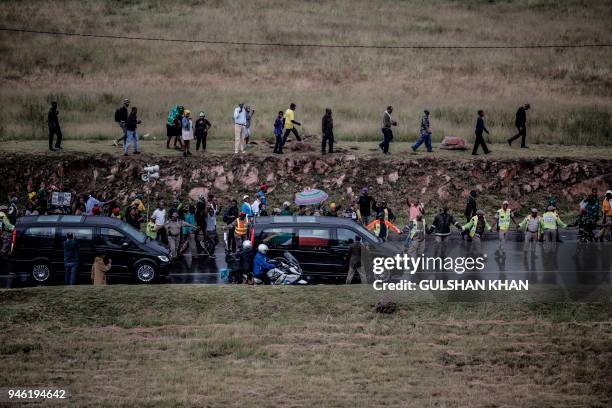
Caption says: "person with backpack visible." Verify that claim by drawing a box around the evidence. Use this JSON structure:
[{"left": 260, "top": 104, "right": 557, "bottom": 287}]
[{"left": 113, "top": 98, "right": 129, "bottom": 147}]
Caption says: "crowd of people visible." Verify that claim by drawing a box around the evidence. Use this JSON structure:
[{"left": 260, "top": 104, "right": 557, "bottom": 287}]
[
  {"left": 2, "top": 179, "right": 611, "bottom": 281},
  {"left": 45, "top": 99, "right": 537, "bottom": 157}
]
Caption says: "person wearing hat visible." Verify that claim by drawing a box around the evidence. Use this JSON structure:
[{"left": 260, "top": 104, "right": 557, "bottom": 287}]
[
  {"left": 541, "top": 205, "right": 567, "bottom": 245},
  {"left": 493, "top": 200, "right": 518, "bottom": 250},
  {"left": 462, "top": 209, "right": 492, "bottom": 256},
  {"left": 519, "top": 208, "right": 543, "bottom": 253},
  {"left": 256, "top": 184, "right": 268, "bottom": 206},
  {"left": 411, "top": 109, "right": 433, "bottom": 153},
  {"left": 194, "top": 111, "right": 211, "bottom": 152},
  {"left": 181, "top": 109, "right": 194, "bottom": 157},
  {"left": 110, "top": 207, "right": 122, "bottom": 220},
  {"left": 240, "top": 195, "right": 253, "bottom": 217},
  {"left": 113, "top": 98, "right": 130, "bottom": 147},
  {"left": 357, "top": 187, "right": 375, "bottom": 225},
  {"left": 508, "top": 103, "right": 531, "bottom": 148}
]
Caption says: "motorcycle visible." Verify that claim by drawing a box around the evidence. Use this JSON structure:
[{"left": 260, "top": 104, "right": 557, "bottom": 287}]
[{"left": 253, "top": 251, "right": 308, "bottom": 285}]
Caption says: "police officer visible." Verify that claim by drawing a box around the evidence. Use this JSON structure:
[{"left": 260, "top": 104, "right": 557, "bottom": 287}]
[
  {"left": 164, "top": 210, "right": 195, "bottom": 259},
  {"left": 493, "top": 201, "right": 518, "bottom": 250}
]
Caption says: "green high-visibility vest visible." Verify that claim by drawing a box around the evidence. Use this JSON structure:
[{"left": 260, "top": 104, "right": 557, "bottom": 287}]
[{"left": 497, "top": 208, "right": 512, "bottom": 230}]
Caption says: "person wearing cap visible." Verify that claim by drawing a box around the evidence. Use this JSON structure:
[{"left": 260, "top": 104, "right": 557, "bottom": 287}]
[
  {"left": 519, "top": 208, "right": 543, "bottom": 253},
  {"left": 113, "top": 98, "right": 130, "bottom": 147},
  {"left": 541, "top": 205, "right": 567, "bottom": 245},
  {"left": 493, "top": 200, "right": 518, "bottom": 250},
  {"left": 194, "top": 111, "right": 211, "bottom": 152},
  {"left": 357, "top": 187, "right": 375, "bottom": 225},
  {"left": 411, "top": 109, "right": 433, "bottom": 153},
  {"left": 240, "top": 195, "right": 253, "bottom": 217},
  {"left": 321, "top": 108, "right": 334, "bottom": 154},
  {"left": 181, "top": 109, "right": 194, "bottom": 157},
  {"left": 602, "top": 190, "right": 612, "bottom": 241},
  {"left": 462, "top": 209, "right": 492, "bottom": 256},
  {"left": 233, "top": 103, "right": 247, "bottom": 154},
  {"left": 124, "top": 106, "right": 142, "bottom": 156},
  {"left": 508, "top": 103, "right": 531, "bottom": 148},
  {"left": 367, "top": 212, "right": 401, "bottom": 242},
  {"left": 110, "top": 207, "right": 122, "bottom": 220}
]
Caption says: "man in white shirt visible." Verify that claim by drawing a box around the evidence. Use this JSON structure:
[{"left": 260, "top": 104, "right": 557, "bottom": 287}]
[
  {"left": 151, "top": 201, "right": 167, "bottom": 243},
  {"left": 233, "top": 103, "right": 247, "bottom": 154}
]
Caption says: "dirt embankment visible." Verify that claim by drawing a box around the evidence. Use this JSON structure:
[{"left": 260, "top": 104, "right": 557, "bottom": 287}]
[{"left": 1, "top": 153, "right": 610, "bottom": 217}]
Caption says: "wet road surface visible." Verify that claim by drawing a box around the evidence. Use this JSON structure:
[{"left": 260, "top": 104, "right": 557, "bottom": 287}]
[{"left": 1, "top": 230, "right": 610, "bottom": 288}]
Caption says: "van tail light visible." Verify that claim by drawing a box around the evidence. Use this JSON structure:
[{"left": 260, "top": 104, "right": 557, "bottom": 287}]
[{"left": 10, "top": 229, "right": 16, "bottom": 254}]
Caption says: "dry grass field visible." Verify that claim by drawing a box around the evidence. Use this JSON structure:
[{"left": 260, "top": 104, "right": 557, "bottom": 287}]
[
  {"left": 0, "top": 0, "right": 611, "bottom": 145},
  {"left": 1, "top": 285, "right": 611, "bottom": 407}
]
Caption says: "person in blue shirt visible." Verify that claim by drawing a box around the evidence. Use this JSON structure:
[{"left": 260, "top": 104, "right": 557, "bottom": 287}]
[
  {"left": 241, "top": 195, "right": 253, "bottom": 217},
  {"left": 256, "top": 184, "right": 268, "bottom": 207},
  {"left": 273, "top": 111, "right": 285, "bottom": 154},
  {"left": 253, "top": 244, "right": 275, "bottom": 284}
]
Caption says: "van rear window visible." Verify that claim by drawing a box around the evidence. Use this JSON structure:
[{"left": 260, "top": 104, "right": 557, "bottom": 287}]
[
  {"left": 261, "top": 228, "right": 294, "bottom": 247},
  {"left": 298, "top": 228, "right": 330, "bottom": 247}
]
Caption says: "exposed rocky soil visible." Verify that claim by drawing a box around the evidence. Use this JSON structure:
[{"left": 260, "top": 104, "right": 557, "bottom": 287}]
[{"left": 1, "top": 153, "right": 610, "bottom": 217}]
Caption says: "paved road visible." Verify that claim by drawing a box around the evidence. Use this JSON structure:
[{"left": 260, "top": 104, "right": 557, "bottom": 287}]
[{"left": 1, "top": 230, "right": 610, "bottom": 288}]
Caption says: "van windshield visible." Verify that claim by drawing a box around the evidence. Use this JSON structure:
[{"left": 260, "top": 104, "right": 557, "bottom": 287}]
[{"left": 119, "top": 223, "right": 147, "bottom": 244}]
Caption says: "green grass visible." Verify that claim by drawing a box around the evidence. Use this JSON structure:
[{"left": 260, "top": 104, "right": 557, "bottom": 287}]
[
  {"left": 0, "top": 0, "right": 611, "bottom": 145},
  {"left": 0, "top": 285, "right": 610, "bottom": 407}
]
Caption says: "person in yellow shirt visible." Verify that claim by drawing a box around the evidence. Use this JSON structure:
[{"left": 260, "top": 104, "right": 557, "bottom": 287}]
[{"left": 282, "top": 103, "right": 302, "bottom": 146}]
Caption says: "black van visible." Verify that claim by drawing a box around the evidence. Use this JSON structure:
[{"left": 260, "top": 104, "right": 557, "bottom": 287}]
[
  {"left": 9, "top": 215, "right": 171, "bottom": 284},
  {"left": 252, "top": 216, "right": 383, "bottom": 281}
]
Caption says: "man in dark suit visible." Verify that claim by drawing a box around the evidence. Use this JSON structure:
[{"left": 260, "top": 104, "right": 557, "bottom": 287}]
[{"left": 508, "top": 103, "right": 530, "bottom": 148}]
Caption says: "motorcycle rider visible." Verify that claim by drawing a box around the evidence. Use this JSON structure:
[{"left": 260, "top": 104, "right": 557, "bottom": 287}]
[{"left": 253, "top": 244, "right": 275, "bottom": 285}]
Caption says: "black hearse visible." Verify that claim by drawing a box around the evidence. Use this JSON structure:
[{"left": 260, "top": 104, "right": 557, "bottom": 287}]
[
  {"left": 9, "top": 215, "right": 171, "bottom": 284},
  {"left": 251, "top": 216, "right": 384, "bottom": 281}
]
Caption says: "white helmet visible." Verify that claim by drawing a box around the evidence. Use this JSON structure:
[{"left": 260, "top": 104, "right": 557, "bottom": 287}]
[
  {"left": 257, "top": 244, "right": 269, "bottom": 254},
  {"left": 242, "top": 240, "right": 252, "bottom": 250}
]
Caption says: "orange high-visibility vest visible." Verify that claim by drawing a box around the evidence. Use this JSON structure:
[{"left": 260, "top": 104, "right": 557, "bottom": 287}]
[{"left": 235, "top": 219, "right": 247, "bottom": 236}]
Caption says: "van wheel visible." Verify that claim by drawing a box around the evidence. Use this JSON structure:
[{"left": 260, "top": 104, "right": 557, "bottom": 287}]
[
  {"left": 31, "top": 263, "right": 51, "bottom": 283},
  {"left": 134, "top": 261, "right": 156, "bottom": 283}
]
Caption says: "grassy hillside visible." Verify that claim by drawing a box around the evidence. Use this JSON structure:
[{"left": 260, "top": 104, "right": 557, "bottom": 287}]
[
  {"left": 1, "top": 285, "right": 611, "bottom": 407},
  {"left": 0, "top": 0, "right": 611, "bottom": 145}
]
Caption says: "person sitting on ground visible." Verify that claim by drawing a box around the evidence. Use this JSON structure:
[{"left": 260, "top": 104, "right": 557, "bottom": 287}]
[
  {"left": 253, "top": 244, "right": 275, "bottom": 284},
  {"left": 91, "top": 253, "right": 112, "bottom": 285}
]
